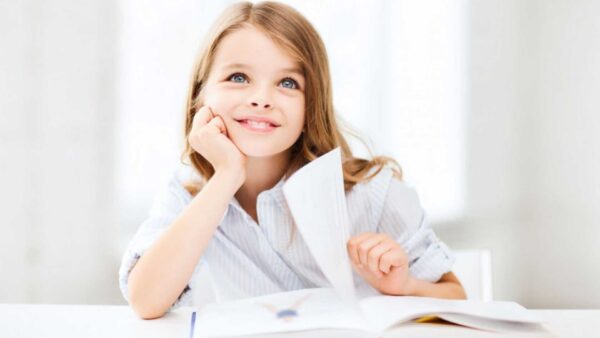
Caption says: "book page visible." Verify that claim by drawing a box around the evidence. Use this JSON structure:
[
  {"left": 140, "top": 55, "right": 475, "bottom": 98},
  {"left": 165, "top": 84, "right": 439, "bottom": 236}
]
[
  {"left": 358, "top": 295, "right": 545, "bottom": 333},
  {"left": 436, "top": 313, "right": 547, "bottom": 333},
  {"left": 193, "top": 288, "right": 369, "bottom": 338},
  {"left": 282, "top": 148, "right": 357, "bottom": 303}
]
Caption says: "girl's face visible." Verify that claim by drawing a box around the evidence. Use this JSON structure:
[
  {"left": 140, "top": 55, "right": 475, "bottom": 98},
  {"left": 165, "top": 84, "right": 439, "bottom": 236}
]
[{"left": 202, "top": 25, "right": 306, "bottom": 158}]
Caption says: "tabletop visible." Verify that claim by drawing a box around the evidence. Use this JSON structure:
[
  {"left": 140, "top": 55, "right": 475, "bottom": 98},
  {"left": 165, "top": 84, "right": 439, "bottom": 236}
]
[{"left": 1, "top": 304, "right": 598, "bottom": 338}]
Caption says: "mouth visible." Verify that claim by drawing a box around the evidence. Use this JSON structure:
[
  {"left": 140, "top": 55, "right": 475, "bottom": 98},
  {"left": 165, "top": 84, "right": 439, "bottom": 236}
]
[{"left": 234, "top": 118, "right": 280, "bottom": 133}]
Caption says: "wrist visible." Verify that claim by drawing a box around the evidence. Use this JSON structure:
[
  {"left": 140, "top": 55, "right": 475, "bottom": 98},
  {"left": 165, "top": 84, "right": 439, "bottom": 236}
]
[
  {"left": 213, "top": 168, "right": 245, "bottom": 191},
  {"left": 404, "top": 275, "right": 421, "bottom": 296}
]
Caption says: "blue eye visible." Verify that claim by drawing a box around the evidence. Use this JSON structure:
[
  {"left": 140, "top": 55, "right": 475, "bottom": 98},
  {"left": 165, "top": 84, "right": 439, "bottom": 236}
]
[
  {"left": 280, "top": 77, "right": 299, "bottom": 89},
  {"left": 228, "top": 73, "right": 248, "bottom": 83}
]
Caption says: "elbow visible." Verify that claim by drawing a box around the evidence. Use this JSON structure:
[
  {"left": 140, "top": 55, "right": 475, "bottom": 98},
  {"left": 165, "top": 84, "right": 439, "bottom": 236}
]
[
  {"left": 128, "top": 287, "right": 169, "bottom": 320},
  {"left": 446, "top": 280, "right": 467, "bottom": 300},
  {"left": 438, "top": 271, "right": 467, "bottom": 300},
  {"left": 134, "top": 305, "right": 168, "bottom": 320},
  {"left": 139, "top": 310, "right": 167, "bottom": 320},
  {"left": 455, "top": 285, "right": 468, "bottom": 300}
]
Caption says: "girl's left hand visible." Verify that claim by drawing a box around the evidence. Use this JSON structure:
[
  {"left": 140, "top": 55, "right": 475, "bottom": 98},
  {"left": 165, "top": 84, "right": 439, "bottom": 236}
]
[{"left": 347, "top": 232, "right": 415, "bottom": 296}]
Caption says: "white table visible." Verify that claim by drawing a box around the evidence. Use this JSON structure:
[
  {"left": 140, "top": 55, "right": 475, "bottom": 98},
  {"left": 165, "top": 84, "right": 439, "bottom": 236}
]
[{"left": 1, "top": 304, "right": 598, "bottom": 338}]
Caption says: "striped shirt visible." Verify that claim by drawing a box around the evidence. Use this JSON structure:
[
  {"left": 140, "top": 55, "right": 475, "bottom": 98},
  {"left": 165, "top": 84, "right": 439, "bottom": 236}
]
[{"left": 118, "top": 165, "right": 455, "bottom": 309}]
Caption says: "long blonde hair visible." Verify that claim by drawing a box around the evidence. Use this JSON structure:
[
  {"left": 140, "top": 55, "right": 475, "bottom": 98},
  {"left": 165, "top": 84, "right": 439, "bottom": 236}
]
[{"left": 181, "top": 1, "right": 401, "bottom": 196}]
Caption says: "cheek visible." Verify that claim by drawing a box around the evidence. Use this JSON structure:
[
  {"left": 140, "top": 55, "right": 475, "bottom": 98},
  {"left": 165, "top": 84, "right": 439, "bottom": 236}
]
[
  {"left": 286, "top": 98, "right": 305, "bottom": 131},
  {"left": 202, "top": 86, "right": 242, "bottom": 116}
]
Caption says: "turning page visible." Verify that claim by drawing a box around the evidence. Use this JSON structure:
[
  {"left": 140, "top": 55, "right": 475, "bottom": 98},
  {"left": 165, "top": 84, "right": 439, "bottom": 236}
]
[{"left": 282, "top": 147, "right": 357, "bottom": 303}]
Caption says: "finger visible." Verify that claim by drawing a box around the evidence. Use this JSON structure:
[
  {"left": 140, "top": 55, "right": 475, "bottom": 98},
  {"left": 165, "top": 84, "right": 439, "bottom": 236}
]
[
  {"left": 357, "top": 234, "right": 388, "bottom": 267},
  {"left": 347, "top": 232, "right": 376, "bottom": 267},
  {"left": 347, "top": 233, "right": 371, "bottom": 266},
  {"left": 207, "top": 116, "right": 226, "bottom": 134},
  {"left": 380, "top": 247, "right": 407, "bottom": 273},
  {"left": 347, "top": 244, "right": 360, "bottom": 267},
  {"left": 213, "top": 114, "right": 229, "bottom": 136},
  {"left": 379, "top": 245, "right": 402, "bottom": 273},
  {"left": 379, "top": 250, "right": 394, "bottom": 274},
  {"left": 367, "top": 242, "right": 394, "bottom": 276},
  {"left": 192, "top": 106, "right": 214, "bottom": 129}
]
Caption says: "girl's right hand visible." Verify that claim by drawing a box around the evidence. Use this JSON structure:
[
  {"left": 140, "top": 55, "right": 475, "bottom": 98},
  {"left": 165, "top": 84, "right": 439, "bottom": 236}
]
[{"left": 188, "top": 106, "right": 246, "bottom": 182}]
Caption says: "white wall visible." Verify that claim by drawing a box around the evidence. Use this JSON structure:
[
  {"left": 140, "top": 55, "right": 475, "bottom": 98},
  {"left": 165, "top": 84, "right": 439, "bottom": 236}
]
[
  {"left": 0, "top": 0, "right": 121, "bottom": 303},
  {"left": 436, "top": 0, "right": 531, "bottom": 304},
  {"left": 522, "top": 0, "right": 600, "bottom": 308},
  {"left": 113, "top": 0, "right": 235, "bottom": 266},
  {"left": 436, "top": 0, "right": 600, "bottom": 308}
]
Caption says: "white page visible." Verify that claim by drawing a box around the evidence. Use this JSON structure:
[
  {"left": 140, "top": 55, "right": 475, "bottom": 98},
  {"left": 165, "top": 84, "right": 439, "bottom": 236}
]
[
  {"left": 436, "top": 313, "right": 547, "bottom": 333},
  {"left": 193, "top": 288, "right": 370, "bottom": 338},
  {"left": 282, "top": 148, "right": 357, "bottom": 303},
  {"left": 358, "top": 295, "right": 545, "bottom": 333}
]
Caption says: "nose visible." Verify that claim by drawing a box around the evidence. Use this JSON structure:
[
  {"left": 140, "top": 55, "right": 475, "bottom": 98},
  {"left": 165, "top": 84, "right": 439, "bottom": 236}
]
[
  {"left": 249, "top": 85, "right": 272, "bottom": 109},
  {"left": 251, "top": 101, "right": 271, "bottom": 109}
]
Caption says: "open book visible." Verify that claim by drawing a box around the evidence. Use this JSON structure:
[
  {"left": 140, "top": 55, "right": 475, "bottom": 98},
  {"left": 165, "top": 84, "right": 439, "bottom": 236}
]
[
  {"left": 192, "top": 148, "right": 546, "bottom": 337},
  {"left": 193, "top": 287, "right": 545, "bottom": 337}
]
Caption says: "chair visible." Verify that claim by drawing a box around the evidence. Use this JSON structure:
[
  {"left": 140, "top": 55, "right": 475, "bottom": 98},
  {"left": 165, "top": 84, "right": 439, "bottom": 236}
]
[{"left": 452, "top": 249, "right": 493, "bottom": 301}]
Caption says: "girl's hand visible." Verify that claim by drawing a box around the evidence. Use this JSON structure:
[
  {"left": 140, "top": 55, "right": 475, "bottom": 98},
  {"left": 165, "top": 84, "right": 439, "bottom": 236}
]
[
  {"left": 188, "top": 106, "right": 246, "bottom": 178},
  {"left": 347, "top": 232, "right": 416, "bottom": 296}
]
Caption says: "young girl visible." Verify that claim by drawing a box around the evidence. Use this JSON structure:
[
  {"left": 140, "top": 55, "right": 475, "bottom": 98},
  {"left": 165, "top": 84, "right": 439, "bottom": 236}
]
[{"left": 119, "top": 1, "right": 466, "bottom": 319}]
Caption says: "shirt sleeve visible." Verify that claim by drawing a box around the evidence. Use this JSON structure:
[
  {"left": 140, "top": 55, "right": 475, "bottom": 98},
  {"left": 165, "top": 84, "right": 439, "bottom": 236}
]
[
  {"left": 118, "top": 168, "right": 201, "bottom": 310},
  {"left": 375, "top": 176, "right": 455, "bottom": 283}
]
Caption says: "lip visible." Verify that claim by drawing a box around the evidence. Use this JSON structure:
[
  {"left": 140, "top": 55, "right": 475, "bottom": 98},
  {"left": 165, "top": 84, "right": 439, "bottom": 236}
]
[
  {"left": 234, "top": 116, "right": 281, "bottom": 127},
  {"left": 235, "top": 118, "right": 279, "bottom": 133}
]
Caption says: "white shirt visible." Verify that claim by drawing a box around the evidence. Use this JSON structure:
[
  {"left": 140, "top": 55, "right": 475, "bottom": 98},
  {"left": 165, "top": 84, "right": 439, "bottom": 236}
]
[{"left": 118, "top": 165, "right": 455, "bottom": 309}]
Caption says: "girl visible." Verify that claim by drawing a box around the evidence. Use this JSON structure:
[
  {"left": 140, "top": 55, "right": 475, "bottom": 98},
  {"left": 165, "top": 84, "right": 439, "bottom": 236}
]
[{"left": 120, "top": 1, "right": 466, "bottom": 320}]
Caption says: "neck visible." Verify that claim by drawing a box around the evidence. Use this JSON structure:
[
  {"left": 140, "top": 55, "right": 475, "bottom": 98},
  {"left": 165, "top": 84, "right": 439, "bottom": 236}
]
[{"left": 235, "top": 150, "right": 291, "bottom": 206}]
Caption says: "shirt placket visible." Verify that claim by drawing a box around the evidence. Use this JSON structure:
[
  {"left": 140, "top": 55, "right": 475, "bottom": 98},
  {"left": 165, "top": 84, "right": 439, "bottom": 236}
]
[{"left": 252, "top": 192, "right": 305, "bottom": 290}]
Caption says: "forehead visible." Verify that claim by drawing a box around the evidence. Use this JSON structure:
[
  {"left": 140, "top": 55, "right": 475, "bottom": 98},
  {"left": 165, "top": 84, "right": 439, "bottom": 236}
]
[{"left": 212, "top": 25, "right": 302, "bottom": 75}]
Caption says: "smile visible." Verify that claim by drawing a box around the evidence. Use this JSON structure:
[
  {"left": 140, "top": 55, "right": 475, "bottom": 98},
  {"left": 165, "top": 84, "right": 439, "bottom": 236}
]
[{"left": 235, "top": 119, "right": 279, "bottom": 133}]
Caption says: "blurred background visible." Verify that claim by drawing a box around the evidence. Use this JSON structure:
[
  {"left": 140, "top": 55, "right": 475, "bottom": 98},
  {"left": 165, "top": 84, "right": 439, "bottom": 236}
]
[{"left": 1, "top": 0, "right": 599, "bottom": 308}]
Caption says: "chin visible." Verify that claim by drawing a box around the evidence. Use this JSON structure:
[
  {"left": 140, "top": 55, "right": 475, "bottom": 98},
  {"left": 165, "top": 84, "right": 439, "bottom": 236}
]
[
  {"left": 237, "top": 144, "right": 287, "bottom": 158},
  {"left": 229, "top": 129, "right": 300, "bottom": 158},
  {"left": 232, "top": 135, "right": 297, "bottom": 158}
]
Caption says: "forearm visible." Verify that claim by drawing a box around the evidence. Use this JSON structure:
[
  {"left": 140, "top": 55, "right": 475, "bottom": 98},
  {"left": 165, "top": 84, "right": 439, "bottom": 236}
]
[
  {"left": 406, "top": 275, "right": 467, "bottom": 300},
  {"left": 127, "top": 170, "right": 243, "bottom": 319}
]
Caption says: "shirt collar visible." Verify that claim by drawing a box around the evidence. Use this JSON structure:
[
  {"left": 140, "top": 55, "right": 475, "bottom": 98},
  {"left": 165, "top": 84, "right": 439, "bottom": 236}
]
[{"left": 227, "top": 175, "right": 288, "bottom": 218}]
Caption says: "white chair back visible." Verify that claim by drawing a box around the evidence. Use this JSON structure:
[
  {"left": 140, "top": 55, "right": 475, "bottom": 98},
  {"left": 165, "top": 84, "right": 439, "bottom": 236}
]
[{"left": 452, "top": 249, "right": 493, "bottom": 301}]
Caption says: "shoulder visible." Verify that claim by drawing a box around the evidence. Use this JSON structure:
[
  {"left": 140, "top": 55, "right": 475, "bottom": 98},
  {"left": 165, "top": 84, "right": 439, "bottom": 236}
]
[
  {"left": 172, "top": 164, "right": 201, "bottom": 190},
  {"left": 345, "top": 166, "right": 394, "bottom": 222},
  {"left": 169, "top": 165, "right": 199, "bottom": 198},
  {"left": 150, "top": 164, "right": 199, "bottom": 216},
  {"left": 352, "top": 165, "right": 416, "bottom": 202},
  {"left": 350, "top": 166, "right": 424, "bottom": 227}
]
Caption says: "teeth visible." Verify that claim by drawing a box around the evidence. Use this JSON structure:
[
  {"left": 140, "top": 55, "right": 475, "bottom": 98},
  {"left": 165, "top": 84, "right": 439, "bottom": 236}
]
[{"left": 245, "top": 120, "right": 274, "bottom": 128}]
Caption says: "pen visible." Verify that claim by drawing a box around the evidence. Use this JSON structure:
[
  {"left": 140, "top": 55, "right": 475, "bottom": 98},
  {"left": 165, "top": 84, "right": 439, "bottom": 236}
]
[{"left": 189, "top": 311, "right": 196, "bottom": 338}]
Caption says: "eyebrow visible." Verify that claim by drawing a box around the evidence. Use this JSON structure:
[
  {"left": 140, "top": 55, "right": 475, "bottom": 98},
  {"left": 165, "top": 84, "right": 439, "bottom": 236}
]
[{"left": 221, "top": 63, "right": 304, "bottom": 77}]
